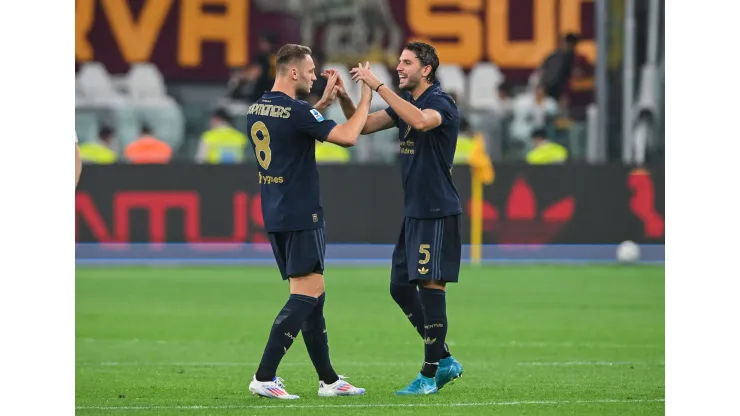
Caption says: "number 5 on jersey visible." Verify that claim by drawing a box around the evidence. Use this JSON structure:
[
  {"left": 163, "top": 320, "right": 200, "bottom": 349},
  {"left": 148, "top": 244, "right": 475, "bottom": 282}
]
[
  {"left": 251, "top": 121, "right": 272, "bottom": 170},
  {"left": 419, "top": 244, "right": 431, "bottom": 265}
]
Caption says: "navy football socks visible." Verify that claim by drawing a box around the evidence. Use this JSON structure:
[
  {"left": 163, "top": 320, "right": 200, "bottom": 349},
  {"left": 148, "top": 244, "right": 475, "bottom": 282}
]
[
  {"left": 418, "top": 287, "right": 448, "bottom": 378},
  {"left": 390, "top": 282, "right": 452, "bottom": 359},
  {"left": 255, "top": 294, "right": 318, "bottom": 382},
  {"left": 301, "top": 293, "right": 340, "bottom": 384}
]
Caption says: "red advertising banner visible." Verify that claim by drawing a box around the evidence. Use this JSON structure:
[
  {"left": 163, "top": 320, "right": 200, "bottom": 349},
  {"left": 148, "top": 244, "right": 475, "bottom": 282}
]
[
  {"left": 75, "top": 164, "right": 664, "bottom": 245},
  {"left": 75, "top": 0, "right": 595, "bottom": 83}
]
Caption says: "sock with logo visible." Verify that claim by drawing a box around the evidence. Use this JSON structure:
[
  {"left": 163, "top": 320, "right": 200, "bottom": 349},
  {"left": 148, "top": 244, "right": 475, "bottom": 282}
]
[
  {"left": 418, "top": 287, "right": 448, "bottom": 378},
  {"left": 255, "top": 294, "right": 318, "bottom": 382},
  {"left": 390, "top": 282, "right": 452, "bottom": 359},
  {"left": 301, "top": 293, "right": 339, "bottom": 384}
]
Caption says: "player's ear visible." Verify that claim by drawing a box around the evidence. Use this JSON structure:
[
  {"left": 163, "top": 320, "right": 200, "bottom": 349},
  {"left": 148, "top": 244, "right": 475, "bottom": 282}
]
[
  {"left": 291, "top": 67, "right": 298, "bottom": 80},
  {"left": 422, "top": 65, "right": 431, "bottom": 79}
]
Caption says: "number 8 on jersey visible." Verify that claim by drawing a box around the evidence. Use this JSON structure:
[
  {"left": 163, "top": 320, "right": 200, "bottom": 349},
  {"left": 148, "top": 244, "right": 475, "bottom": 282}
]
[{"left": 251, "top": 121, "right": 272, "bottom": 170}]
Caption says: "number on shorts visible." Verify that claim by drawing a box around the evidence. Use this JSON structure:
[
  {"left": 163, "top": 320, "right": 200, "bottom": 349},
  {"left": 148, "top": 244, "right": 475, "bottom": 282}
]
[
  {"left": 250, "top": 121, "right": 272, "bottom": 170},
  {"left": 419, "top": 244, "right": 431, "bottom": 265}
]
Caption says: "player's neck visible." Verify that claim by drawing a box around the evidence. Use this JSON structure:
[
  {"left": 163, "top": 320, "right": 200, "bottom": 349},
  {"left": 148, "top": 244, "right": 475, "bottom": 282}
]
[
  {"left": 410, "top": 81, "right": 433, "bottom": 100},
  {"left": 271, "top": 79, "right": 297, "bottom": 99}
]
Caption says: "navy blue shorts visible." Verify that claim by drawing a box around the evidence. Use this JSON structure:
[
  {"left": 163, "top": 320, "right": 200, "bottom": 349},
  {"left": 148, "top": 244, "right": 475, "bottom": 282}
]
[
  {"left": 391, "top": 215, "right": 462, "bottom": 284},
  {"left": 268, "top": 227, "right": 326, "bottom": 280}
]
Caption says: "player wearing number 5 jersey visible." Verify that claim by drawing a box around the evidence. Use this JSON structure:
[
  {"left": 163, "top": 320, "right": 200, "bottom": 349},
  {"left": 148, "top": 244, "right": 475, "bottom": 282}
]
[
  {"left": 346, "top": 42, "right": 464, "bottom": 395},
  {"left": 245, "top": 44, "right": 373, "bottom": 400}
]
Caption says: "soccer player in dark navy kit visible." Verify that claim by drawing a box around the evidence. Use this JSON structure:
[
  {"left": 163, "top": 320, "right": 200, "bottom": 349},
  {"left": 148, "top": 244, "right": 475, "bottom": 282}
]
[
  {"left": 246, "top": 44, "right": 373, "bottom": 399},
  {"left": 347, "top": 42, "right": 464, "bottom": 395}
]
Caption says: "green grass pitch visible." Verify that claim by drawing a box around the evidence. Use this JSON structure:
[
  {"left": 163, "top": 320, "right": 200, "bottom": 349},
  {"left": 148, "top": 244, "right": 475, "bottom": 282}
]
[{"left": 75, "top": 265, "right": 664, "bottom": 415}]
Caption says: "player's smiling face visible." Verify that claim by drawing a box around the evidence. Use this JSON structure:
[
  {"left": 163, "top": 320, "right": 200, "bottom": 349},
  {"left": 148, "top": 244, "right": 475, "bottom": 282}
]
[
  {"left": 293, "top": 54, "right": 317, "bottom": 95},
  {"left": 396, "top": 49, "right": 426, "bottom": 91}
]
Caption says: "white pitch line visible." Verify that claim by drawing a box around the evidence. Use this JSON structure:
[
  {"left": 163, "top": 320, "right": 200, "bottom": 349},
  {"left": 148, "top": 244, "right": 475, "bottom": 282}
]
[
  {"left": 496, "top": 342, "right": 663, "bottom": 349},
  {"left": 517, "top": 361, "right": 658, "bottom": 367},
  {"left": 82, "top": 360, "right": 662, "bottom": 367},
  {"left": 77, "top": 339, "right": 663, "bottom": 349},
  {"left": 75, "top": 398, "right": 665, "bottom": 411}
]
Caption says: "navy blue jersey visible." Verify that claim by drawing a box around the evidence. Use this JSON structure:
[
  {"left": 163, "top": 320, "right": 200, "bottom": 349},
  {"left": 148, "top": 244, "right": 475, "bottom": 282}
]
[
  {"left": 247, "top": 91, "right": 337, "bottom": 232},
  {"left": 385, "top": 82, "right": 462, "bottom": 219}
]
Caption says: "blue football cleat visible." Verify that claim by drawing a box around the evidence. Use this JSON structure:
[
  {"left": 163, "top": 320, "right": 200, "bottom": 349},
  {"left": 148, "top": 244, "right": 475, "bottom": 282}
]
[
  {"left": 395, "top": 373, "right": 438, "bottom": 396},
  {"left": 435, "top": 356, "right": 464, "bottom": 390}
]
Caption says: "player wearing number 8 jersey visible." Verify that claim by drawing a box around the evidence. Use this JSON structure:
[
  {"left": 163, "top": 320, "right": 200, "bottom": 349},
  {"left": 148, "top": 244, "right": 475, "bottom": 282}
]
[{"left": 245, "top": 44, "right": 373, "bottom": 400}]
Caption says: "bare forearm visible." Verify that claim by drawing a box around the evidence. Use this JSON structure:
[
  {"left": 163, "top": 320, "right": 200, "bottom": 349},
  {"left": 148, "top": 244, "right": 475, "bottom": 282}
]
[
  {"left": 338, "top": 95, "right": 357, "bottom": 121},
  {"left": 377, "top": 85, "right": 426, "bottom": 129},
  {"left": 326, "top": 98, "right": 371, "bottom": 147},
  {"left": 313, "top": 100, "right": 330, "bottom": 112},
  {"left": 343, "top": 98, "right": 371, "bottom": 138}
]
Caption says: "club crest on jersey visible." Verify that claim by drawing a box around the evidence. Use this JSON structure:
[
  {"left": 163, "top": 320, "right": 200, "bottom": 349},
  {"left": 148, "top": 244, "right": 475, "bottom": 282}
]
[{"left": 310, "top": 109, "right": 325, "bottom": 122}]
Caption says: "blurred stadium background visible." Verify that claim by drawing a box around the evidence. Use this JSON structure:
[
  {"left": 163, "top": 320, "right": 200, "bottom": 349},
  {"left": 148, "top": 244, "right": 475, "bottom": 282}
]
[{"left": 75, "top": 0, "right": 665, "bottom": 413}]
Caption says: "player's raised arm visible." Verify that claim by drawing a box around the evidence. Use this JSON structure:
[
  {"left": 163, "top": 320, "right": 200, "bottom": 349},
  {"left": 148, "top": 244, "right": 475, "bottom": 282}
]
[
  {"left": 312, "top": 72, "right": 340, "bottom": 113},
  {"left": 321, "top": 69, "right": 395, "bottom": 135},
  {"left": 351, "top": 47, "right": 446, "bottom": 133},
  {"left": 323, "top": 63, "right": 374, "bottom": 148},
  {"left": 337, "top": 102, "right": 395, "bottom": 135},
  {"left": 319, "top": 69, "right": 354, "bottom": 120},
  {"left": 362, "top": 111, "right": 396, "bottom": 135}
]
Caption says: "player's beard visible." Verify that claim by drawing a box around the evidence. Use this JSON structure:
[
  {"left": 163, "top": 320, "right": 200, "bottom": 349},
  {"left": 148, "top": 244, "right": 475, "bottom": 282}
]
[
  {"left": 296, "top": 79, "right": 312, "bottom": 96},
  {"left": 399, "top": 73, "right": 421, "bottom": 91}
]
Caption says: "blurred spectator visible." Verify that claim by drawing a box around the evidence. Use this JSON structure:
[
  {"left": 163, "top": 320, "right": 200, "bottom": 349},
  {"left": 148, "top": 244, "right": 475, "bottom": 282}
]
[
  {"left": 539, "top": 33, "right": 580, "bottom": 101},
  {"left": 124, "top": 125, "right": 172, "bottom": 164},
  {"left": 494, "top": 84, "right": 514, "bottom": 157},
  {"left": 195, "top": 108, "right": 248, "bottom": 164},
  {"left": 251, "top": 33, "right": 278, "bottom": 100},
  {"left": 526, "top": 128, "right": 568, "bottom": 165},
  {"left": 225, "top": 33, "right": 277, "bottom": 104},
  {"left": 453, "top": 117, "right": 476, "bottom": 165},
  {"left": 552, "top": 95, "right": 573, "bottom": 148},
  {"left": 225, "top": 66, "right": 261, "bottom": 104},
  {"left": 79, "top": 126, "right": 117, "bottom": 164},
  {"left": 509, "top": 84, "right": 558, "bottom": 145},
  {"left": 495, "top": 84, "right": 513, "bottom": 120},
  {"left": 448, "top": 92, "right": 471, "bottom": 130},
  {"left": 473, "top": 84, "right": 513, "bottom": 161}
]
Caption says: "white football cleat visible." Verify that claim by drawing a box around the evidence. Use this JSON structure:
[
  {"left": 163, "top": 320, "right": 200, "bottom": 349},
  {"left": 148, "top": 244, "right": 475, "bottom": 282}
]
[
  {"left": 249, "top": 375, "right": 300, "bottom": 399},
  {"left": 318, "top": 375, "right": 366, "bottom": 397}
]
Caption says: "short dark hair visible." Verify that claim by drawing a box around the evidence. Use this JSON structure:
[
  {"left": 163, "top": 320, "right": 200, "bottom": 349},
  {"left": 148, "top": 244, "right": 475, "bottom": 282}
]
[
  {"left": 564, "top": 33, "right": 580, "bottom": 46},
  {"left": 212, "top": 108, "right": 233, "bottom": 124},
  {"left": 403, "top": 41, "right": 439, "bottom": 84},
  {"left": 260, "top": 32, "right": 277, "bottom": 45},
  {"left": 275, "top": 44, "right": 312, "bottom": 72},
  {"left": 531, "top": 128, "right": 548, "bottom": 140},
  {"left": 99, "top": 126, "right": 114, "bottom": 140}
]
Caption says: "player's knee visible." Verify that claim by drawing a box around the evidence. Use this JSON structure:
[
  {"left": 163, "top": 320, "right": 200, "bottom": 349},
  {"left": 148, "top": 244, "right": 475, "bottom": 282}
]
[
  {"left": 301, "top": 315, "right": 317, "bottom": 334},
  {"left": 289, "top": 272, "right": 325, "bottom": 298},
  {"left": 418, "top": 280, "right": 446, "bottom": 291},
  {"left": 390, "top": 281, "right": 417, "bottom": 303}
]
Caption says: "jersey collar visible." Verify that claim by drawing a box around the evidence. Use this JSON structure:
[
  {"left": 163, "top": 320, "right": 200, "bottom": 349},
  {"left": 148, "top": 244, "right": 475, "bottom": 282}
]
[
  {"left": 263, "top": 91, "right": 291, "bottom": 99},
  {"left": 411, "top": 81, "right": 441, "bottom": 104}
]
